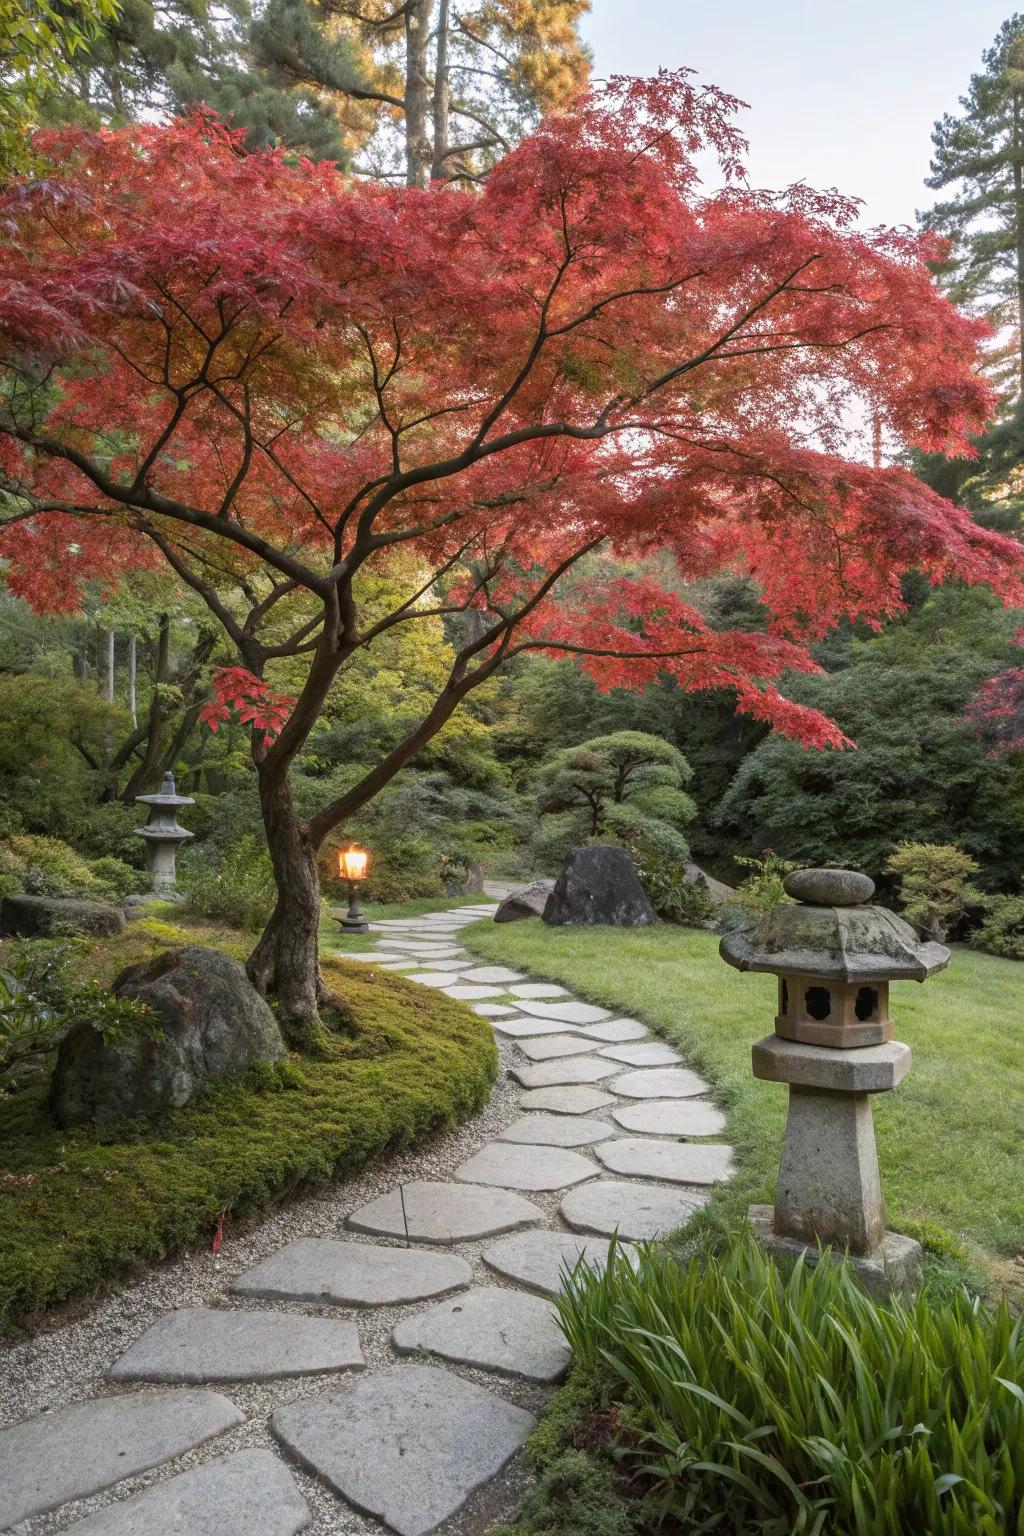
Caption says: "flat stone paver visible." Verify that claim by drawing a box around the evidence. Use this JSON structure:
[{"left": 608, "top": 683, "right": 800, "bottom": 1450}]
[
  {"left": 510, "top": 1056, "right": 620, "bottom": 1088},
  {"left": 232, "top": 1239, "right": 472, "bottom": 1307},
  {"left": 272, "top": 1364, "right": 534, "bottom": 1536},
  {"left": 499, "top": 1113, "right": 614, "bottom": 1147},
  {"left": 611, "top": 1099, "right": 727, "bottom": 1137},
  {"left": 392, "top": 1287, "right": 570, "bottom": 1383},
  {"left": 610, "top": 1066, "right": 712, "bottom": 1099},
  {"left": 515, "top": 1033, "right": 600, "bottom": 1061},
  {"left": 455, "top": 1141, "right": 598, "bottom": 1191},
  {"left": 578, "top": 1019, "right": 648, "bottom": 1042},
  {"left": 482, "top": 1230, "right": 639, "bottom": 1297},
  {"left": 107, "top": 1308, "right": 365, "bottom": 1384},
  {"left": 63, "top": 1450, "right": 309, "bottom": 1536},
  {"left": 599, "top": 1040, "right": 684, "bottom": 1067},
  {"left": 406, "top": 971, "right": 466, "bottom": 987},
  {"left": 474, "top": 1003, "right": 523, "bottom": 1017},
  {"left": 512, "top": 1000, "right": 611, "bottom": 1025},
  {"left": 518, "top": 1085, "right": 617, "bottom": 1114},
  {"left": 347, "top": 1180, "right": 543, "bottom": 1242},
  {"left": 561, "top": 1179, "right": 708, "bottom": 1241},
  {"left": 441, "top": 984, "right": 508, "bottom": 1000},
  {"left": 491, "top": 1016, "right": 581, "bottom": 1038},
  {"left": 594, "top": 1137, "right": 735, "bottom": 1184},
  {"left": 457, "top": 966, "right": 525, "bottom": 984},
  {"left": 507, "top": 983, "right": 569, "bottom": 999},
  {"left": 411, "top": 959, "right": 476, "bottom": 972},
  {"left": 377, "top": 941, "right": 464, "bottom": 955},
  {"left": 0, "top": 1389, "right": 243, "bottom": 1528}
]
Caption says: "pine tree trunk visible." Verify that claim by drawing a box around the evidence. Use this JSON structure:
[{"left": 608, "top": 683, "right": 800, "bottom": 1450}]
[
  {"left": 405, "top": 0, "right": 432, "bottom": 188},
  {"left": 430, "top": 0, "right": 450, "bottom": 181},
  {"left": 1014, "top": 90, "right": 1024, "bottom": 396},
  {"left": 128, "top": 632, "right": 137, "bottom": 728},
  {"left": 247, "top": 768, "right": 329, "bottom": 1052}
]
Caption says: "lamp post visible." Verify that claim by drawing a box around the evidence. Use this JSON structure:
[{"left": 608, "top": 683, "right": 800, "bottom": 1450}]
[
  {"left": 336, "top": 845, "right": 370, "bottom": 935},
  {"left": 720, "top": 866, "right": 949, "bottom": 1298}
]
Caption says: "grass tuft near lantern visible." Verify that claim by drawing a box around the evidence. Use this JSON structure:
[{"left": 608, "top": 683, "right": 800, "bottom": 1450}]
[
  {"left": 336, "top": 844, "right": 370, "bottom": 935},
  {"left": 721, "top": 867, "right": 949, "bottom": 1298}
]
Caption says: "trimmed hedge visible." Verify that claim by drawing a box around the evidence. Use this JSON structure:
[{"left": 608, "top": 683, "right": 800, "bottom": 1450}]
[{"left": 0, "top": 923, "right": 497, "bottom": 1333}]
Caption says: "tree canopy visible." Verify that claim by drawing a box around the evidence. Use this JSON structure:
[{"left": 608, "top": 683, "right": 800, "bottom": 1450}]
[{"left": 2, "top": 73, "right": 1023, "bottom": 1034}]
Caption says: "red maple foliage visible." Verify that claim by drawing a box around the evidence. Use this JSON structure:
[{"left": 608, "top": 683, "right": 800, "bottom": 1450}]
[
  {"left": 2, "top": 73, "right": 1023, "bottom": 1034},
  {"left": 968, "top": 632, "right": 1024, "bottom": 755}
]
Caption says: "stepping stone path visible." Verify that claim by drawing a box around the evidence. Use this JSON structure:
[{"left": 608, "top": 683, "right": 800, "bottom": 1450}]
[
  {"left": 273, "top": 1365, "right": 534, "bottom": 1536},
  {"left": 231, "top": 1238, "right": 471, "bottom": 1306},
  {"left": 107, "top": 1307, "right": 365, "bottom": 1383},
  {"left": 455, "top": 1141, "right": 598, "bottom": 1191},
  {"left": 499, "top": 1112, "right": 614, "bottom": 1147},
  {"left": 483, "top": 1229, "right": 640, "bottom": 1297},
  {"left": 0, "top": 1389, "right": 243, "bottom": 1527},
  {"left": 0, "top": 898, "right": 732, "bottom": 1536},
  {"left": 63, "top": 1450, "right": 310, "bottom": 1536},
  {"left": 392, "top": 1287, "right": 570, "bottom": 1382}
]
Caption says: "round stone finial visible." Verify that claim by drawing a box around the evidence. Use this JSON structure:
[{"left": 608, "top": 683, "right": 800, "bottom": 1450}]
[{"left": 783, "top": 868, "right": 875, "bottom": 907}]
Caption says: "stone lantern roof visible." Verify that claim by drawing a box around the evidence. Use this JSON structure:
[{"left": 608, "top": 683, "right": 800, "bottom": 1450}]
[{"left": 719, "top": 867, "right": 950, "bottom": 984}]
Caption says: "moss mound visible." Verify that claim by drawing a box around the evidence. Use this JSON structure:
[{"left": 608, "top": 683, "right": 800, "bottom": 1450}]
[{"left": 0, "top": 928, "right": 497, "bottom": 1334}]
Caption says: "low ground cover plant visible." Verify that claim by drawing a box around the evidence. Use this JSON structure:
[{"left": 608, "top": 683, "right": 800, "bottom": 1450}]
[{"left": 555, "top": 1235, "right": 1024, "bottom": 1536}]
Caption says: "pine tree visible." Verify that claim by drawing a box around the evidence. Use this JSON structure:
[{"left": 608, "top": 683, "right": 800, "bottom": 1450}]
[
  {"left": 261, "top": 0, "right": 591, "bottom": 185},
  {"left": 923, "top": 15, "right": 1024, "bottom": 401},
  {"left": 41, "top": 0, "right": 361, "bottom": 161}
]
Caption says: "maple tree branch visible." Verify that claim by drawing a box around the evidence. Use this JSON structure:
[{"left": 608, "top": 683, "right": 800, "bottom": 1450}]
[
  {"left": 1, "top": 424, "right": 330, "bottom": 596},
  {"left": 138, "top": 525, "right": 250, "bottom": 655}
]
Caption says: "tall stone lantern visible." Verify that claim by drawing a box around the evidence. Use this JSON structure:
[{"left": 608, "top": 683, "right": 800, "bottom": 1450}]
[
  {"left": 134, "top": 773, "right": 194, "bottom": 893},
  {"left": 720, "top": 867, "right": 949, "bottom": 1297}
]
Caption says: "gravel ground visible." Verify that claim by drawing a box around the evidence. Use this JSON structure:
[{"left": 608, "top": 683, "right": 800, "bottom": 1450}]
[{"left": 0, "top": 904, "right": 714, "bottom": 1536}]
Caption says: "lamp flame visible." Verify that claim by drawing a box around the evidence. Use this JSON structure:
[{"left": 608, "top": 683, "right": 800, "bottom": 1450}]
[{"left": 339, "top": 845, "right": 368, "bottom": 881}]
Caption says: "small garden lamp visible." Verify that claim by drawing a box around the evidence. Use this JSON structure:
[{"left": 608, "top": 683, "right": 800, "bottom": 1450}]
[{"left": 337, "top": 844, "right": 370, "bottom": 935}]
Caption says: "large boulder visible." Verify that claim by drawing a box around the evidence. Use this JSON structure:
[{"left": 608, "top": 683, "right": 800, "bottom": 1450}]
[
  {"left": 543, "top": 846, "right": 659, "bottom": 928},
  {"left": 494, "top": 878, "right": 556, "bottom": 923},
  {"left": 683, "top": 862, "right": 736, "bottom": 906},
  {"left": 51, "top": 945, "right": 285, "bottom": 1127},
  {"left": 1, "top": 893, "right": 125, "bottom": 939}
]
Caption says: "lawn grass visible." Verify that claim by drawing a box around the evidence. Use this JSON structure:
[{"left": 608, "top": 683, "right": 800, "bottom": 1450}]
[
  {"left": 0, "top": 913, "right": 497, "bottom": 1334},
  {"left": 462, "top": 918, "right": 1024, "bottom": 1294}
]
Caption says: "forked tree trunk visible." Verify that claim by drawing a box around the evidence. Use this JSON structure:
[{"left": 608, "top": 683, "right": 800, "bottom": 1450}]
[{"left": 246, "top": 769, "right": 327, "bottom": 1051}]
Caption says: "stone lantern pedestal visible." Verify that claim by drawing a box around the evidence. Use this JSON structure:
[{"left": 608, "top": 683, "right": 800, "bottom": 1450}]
[
  {"left": 134, "top": 773, "right": 194, "bottom": 893},
  {"left": 721, "top": 867, "right": 949, "bottom": 1300}
]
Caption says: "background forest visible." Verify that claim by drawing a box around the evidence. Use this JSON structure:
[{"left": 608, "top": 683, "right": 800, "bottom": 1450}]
[{"left": 1, "top": 1, "right": 1024, "bottom": 951}]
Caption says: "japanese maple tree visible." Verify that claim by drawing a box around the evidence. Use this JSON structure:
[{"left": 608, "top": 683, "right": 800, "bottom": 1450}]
[{"left": 2, "top": 72, "right": 1024, "bottom": 1045}]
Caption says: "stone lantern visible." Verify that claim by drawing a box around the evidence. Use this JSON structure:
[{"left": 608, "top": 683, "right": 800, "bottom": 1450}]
[
  {"left": 134, "top": 772, "right": 194, "bottom": 893},
  {"left": 720, "top": 867, "right": 949, "bottom": 1297}
]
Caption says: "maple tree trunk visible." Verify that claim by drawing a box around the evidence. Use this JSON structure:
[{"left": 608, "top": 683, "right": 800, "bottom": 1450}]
[
  {"left": 247, "top": 768, "right": 327, "bottom": 1052},
  {"left": 1014, "top": 91, "right": 1024, "bottom": 395}
]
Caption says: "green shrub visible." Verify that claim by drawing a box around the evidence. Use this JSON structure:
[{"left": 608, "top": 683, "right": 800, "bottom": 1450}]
[
  {"left": 885, "top": 841, "right": 988, "bottom": 942},
  {"left": 731, "top": 851, "right": 797, "bottom": 912},
  {"left": 180, "top": 834, "right": 276, "bottom": 932},
  {"left": 555, "top": 1233, "right": 1024, "bottom": 1536},
  {"left": 974, "top": 883, "right": 1024, "bottom": 960},
  {"left": 630, "top": 839, "right": 715, "bottom": 926},
  {"left": 1, "top": 940, "right": 156, "bottom": 1096},
  {"left": 87, "top": 856, "right": 149, "bottom": 901},
  {"left": 0, "top": 834, "right": 106, "bottom": 899}
]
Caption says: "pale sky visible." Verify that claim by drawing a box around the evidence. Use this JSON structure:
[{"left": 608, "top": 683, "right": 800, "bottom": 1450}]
[{"left": 582, "top": 0, "right": 1013, "bottom": 228}]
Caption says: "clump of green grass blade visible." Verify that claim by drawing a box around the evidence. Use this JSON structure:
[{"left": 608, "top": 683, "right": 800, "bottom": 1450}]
[{"left": 554, "top": 1234, "right": 1024, "bottom": 1535}]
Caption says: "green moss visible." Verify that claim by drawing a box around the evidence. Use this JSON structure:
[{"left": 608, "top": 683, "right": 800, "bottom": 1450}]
[
  {"left": 488, "top": 1368, "right": 641, "bottom": 1536},
  {"left": 0, "top": 935, "right": 497, "bottom": 1335}
]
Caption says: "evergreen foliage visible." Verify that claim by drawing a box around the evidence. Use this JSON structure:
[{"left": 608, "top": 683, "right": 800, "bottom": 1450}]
[{"left": 924, "top": 14, "right": 1024, "bottom": 401}]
